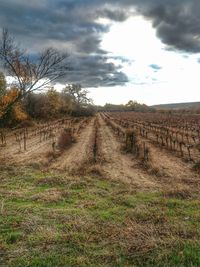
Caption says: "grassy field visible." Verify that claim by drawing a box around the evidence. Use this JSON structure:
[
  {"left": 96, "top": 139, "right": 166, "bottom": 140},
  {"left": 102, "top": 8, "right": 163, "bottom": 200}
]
[{"left": 0, "top": 165, "right": 200, "bottom": 267}]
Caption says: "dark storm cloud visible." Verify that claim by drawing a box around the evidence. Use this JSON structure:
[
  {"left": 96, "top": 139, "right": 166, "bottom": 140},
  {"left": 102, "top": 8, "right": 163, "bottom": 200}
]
[
  {"left": 0, "top": 0, "right": 131, "bottom": 87},
  {"left": 0, "top": 0, "right": 200, "bottom": 87},
  {"left": 60, "top": 55, "right": 129, "bottom": 87},
  {"left": 142, "top": 0, "right": 200, "bottom": 53},
  {"left": 103, "top": 0, "right": 200, "bottom": 53},
  {"left": 97, "top": 7, "right": 131, "bottom": 22}
]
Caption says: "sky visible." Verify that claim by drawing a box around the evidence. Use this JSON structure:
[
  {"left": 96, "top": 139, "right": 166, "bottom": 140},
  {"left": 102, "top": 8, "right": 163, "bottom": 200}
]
[{"left": 0, "top": 0, "right": 200, "bottom": 105}]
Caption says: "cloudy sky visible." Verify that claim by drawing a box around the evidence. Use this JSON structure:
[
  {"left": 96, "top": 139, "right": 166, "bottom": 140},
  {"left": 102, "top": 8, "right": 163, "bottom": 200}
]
[{"left": 0, "top": 0, "right": 200, "bottom": 105}]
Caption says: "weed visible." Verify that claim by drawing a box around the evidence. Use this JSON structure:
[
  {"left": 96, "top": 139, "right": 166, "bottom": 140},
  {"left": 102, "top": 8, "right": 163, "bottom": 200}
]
[
  {"left": 5, "top": 232, "right": 23, "bottom": 244},
  {"left": 57, "top": 128, "right": 74, "bottom": 151}
]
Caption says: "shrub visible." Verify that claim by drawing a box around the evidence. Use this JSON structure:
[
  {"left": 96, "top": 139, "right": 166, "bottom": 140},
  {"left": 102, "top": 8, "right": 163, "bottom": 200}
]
[
  {"left": 125, "top": 128, "right": 137, "bottom": 152},
  {"left": 46, "top": 150, "right": 58, "bottom": 159},
  {"left": 17, "top": 120, "right": 35, "bottom": 128},
  {"left": 57, "top": 128, "right": 74, "bottom": 151}
]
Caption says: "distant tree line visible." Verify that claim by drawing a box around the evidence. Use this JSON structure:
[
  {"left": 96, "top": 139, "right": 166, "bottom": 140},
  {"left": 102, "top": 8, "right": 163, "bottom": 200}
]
[
  {"left": 98, "top": 101, "right": 200, "bottom": 114},
  {"left": 97, "top": 100, "right": 155, "bottom": 113},
  {"left": 157, "top": 108, "right": 200, "bottom": 115}
]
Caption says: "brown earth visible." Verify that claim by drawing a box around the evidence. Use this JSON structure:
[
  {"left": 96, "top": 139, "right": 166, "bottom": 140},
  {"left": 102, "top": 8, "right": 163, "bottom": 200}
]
[
  {"left": 0, "top": 133, "right": 55, "bottom": 166},
  {"left": 1, "top": 114, "right": 200, "bottom": 195},
  {"left": 49, "top": 118, "right": 95, "bottom": 172},
  {"left": 131, "top": 131, "right": 200, "bottom": 193},
  {"left": 98, "top": 114, "right": 200, "bottom": 194},
  {"left": 97, "top": 114, "right": 159, "bottom": 190},
  {"left": 0, "top": 118, "right": 86, "bottom": 167}
]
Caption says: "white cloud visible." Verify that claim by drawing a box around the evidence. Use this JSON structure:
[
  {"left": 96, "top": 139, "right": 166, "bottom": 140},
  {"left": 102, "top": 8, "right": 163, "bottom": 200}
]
[{"left": 90, "top": 15, "right": 200, "bottom": 105}]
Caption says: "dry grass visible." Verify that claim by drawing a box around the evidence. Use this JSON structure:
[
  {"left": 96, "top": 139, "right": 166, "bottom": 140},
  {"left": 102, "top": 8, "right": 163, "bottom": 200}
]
[
  {"left": 28, "top": 225, "right": 59, "bottom": 245},
  {"left": 29, "top": 189, "right": 62, "bottom": 203},
  {"left": 21, "top": 215, "right": 44, "bottom": 234},
  {"left": 146, "top": 161, "right": 167, "bottom": 177},
  {"left": 118, "top": 219, "right": 171, "bottom": 256},
  {"left": 57, "top": 128, "right": 74, "bottom": 151},
  {"left": 162, "top": 186, "right": 192, "bottom": 199},
  {"left": 86, "top": 164, "right": 106, "bottom": 177},
  {"left": 46, "top": 150, "right": 60, "bottom": 159},
  {"left": 1, "top": 166, "right": 200, "bottom": 267},
  {"left": 35, "top": 176, "right": 67, "bottom": 186}
]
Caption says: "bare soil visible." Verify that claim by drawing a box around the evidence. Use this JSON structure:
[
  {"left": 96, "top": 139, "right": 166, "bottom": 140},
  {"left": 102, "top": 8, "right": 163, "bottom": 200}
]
[
  {"left": 1, "top": 114, "right": 200, "bottom": 194},
  {"left": 0, "top": 133, "right": 55, "bottom": 166},
  {"left": 98, "top": 114, "right": 200, "bottom": 193},
  {"left": 97, "top": 114, "right": 159, "bottom": 190},
  {"left": 136, "top": 134, "right": 200, "bottom": 192},
  {"left": 49, "top": 118, "right": 95, "bottom": 172},
  {"left": 0, "top": 118, "right": 87, "bottom": 167}
]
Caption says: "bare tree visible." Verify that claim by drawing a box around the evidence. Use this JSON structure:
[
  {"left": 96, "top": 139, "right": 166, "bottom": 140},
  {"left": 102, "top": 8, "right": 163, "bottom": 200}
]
[
  {"left": 63, "top": 84, "right": 92, "bottom": 107},
  {"left": 0, "top": 29, "right": 69, "bottom": 122}
]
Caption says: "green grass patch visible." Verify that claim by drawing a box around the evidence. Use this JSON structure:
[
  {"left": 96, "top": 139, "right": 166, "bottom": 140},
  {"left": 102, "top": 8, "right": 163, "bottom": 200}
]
[{"left": 1, "top": 166, "right": 200, "bottom": 266}]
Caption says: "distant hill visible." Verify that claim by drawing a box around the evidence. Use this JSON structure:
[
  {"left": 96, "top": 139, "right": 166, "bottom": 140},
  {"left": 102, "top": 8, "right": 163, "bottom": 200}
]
[{"left": 152, "top": 102, "right": 200, "bottom": 110}]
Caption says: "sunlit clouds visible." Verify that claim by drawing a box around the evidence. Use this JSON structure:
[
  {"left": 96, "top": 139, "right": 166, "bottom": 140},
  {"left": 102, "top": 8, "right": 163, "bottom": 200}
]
[
  {"left": 1, "top": 0, "right": 200, "bottom": 105},
  {"left": 88, "top": 16, "right": 200, "bottom": 105}
]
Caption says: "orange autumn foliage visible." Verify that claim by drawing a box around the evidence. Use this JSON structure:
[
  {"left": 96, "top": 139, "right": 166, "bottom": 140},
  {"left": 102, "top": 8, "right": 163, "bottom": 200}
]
[
  {"left": 0, "top": 88, "right": 28, "bottom": 122},
  {"left": 13, "top": 103, "right": 28, "bottom": 122}
]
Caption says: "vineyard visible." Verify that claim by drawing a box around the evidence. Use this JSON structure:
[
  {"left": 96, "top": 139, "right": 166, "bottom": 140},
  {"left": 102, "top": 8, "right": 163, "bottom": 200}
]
[
  {"left": 0, "top": 117, "right": 90, "bottom": 167},
  {"left": 1, "top": 2, "right": 200, "bottom": 265},
  {"left": 1, "top": 112, "right": 200, "bottom": 179},
  {"left": 1, "top": 112, "right": 200, "bottom": 266},
  {"left": 105, "top": 112, "right": 200, "bottom": 162}
]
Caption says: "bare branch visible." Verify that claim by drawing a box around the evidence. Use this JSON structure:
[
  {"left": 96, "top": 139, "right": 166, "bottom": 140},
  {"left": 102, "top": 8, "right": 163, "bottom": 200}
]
[
  {"left": 0, "top": 29, "right": 70, "bottom": 122},
  {"left": 0, "top": 29, "right": 69, "bottom": 93}
]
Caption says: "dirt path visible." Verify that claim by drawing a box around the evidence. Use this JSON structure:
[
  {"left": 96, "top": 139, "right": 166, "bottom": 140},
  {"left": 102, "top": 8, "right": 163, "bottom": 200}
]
[
  {"left": 50, "top": 118, "right": 95, "bottom": 172},
  {"left": 97, "top": 115, "right": 159, "bottom": 190}
]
